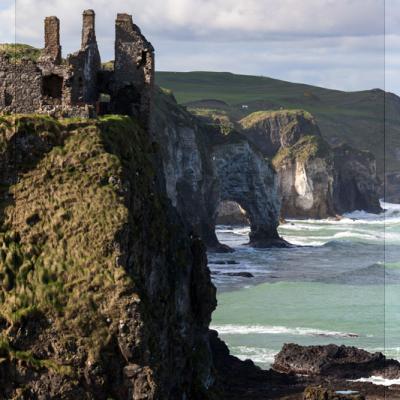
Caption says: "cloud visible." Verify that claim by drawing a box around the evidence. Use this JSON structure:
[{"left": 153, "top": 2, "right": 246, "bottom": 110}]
[{"left": 0, "top": 0, "right": 398, "bottom": 94}]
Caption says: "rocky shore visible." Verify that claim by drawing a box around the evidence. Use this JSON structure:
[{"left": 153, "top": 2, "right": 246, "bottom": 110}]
[{"left": 211, "top": 331, "right": 400, "bottom": 399}]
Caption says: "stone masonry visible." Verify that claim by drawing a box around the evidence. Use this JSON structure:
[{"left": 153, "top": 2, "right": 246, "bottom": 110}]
[{"left": 0, "top": 10, "right": 154, "bottom": 127}]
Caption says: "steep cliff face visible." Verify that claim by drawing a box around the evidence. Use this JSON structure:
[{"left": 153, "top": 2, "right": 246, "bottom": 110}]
[
  {"left": 153, "top": 88, "right": 221, "bottom": 249},
  {"left": 333, "top": 144, "right": 382, "bottom": 214},
  {"left": 240, "top": 110, "right": 381, "bottom": 218},
  {"left": 211, "top": 133, "right": 284, "bottom": 247},
  {"left": 154, "top": 89, "right": 283, "bottom": 249},
  {"left": 0, "top": 115, "right": 216, "bottom": 399},
  {"left": 272, "top": 135, "right": 335, "bottom": 219}
]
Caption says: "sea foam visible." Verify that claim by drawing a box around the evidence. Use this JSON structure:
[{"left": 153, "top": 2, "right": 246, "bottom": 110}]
[
  {"left": 350, "top": 376, "right": 400, "bottom": 386},
  {"left": 211, "top": 324, "right": 359, "bottom": 338}
]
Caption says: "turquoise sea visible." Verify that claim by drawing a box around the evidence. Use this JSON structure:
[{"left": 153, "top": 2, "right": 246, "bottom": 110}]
[{"left": 210, "top": 202, "right": 400, "bottom": 372}]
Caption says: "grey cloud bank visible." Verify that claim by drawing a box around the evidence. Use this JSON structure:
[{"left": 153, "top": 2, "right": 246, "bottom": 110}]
[{"left": 0, "top": 0, "right": 398, "bottom": 94}]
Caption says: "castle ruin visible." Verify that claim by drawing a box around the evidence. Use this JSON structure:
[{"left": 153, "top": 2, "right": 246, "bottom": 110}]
[{"left": 0, "top": 10, "right": 154, "bottom": 127}]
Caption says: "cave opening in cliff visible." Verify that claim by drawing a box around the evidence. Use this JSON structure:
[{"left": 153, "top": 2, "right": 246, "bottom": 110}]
[{"left": 215, "top": 200, "right": 250, "bottom": 246}]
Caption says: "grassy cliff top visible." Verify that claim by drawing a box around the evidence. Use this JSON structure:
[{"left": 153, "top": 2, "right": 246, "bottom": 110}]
[
  {"left": 188, "top": 108, "right": 235, "bottom": 136},
  {"left": 239, "top": 109, "right": 314, "bottom": 129},
  {"left": 272, "top": 135, "right": 332, "bottom": 167},
  {"left": 0, "top": 113, "right": 165, "bottom": 375},
  {"left": 0, "top": 43, "right": 42, "bottom": 62}
]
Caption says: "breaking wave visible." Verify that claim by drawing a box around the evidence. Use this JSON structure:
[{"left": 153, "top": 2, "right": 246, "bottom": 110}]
[{"left": 211, "top": 324, "right": 359, "bottom": 338}]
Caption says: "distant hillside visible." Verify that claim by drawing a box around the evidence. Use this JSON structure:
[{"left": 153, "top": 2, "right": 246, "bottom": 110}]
[{"left": 156, "top": 71, "right": 400, "bottom": 177}]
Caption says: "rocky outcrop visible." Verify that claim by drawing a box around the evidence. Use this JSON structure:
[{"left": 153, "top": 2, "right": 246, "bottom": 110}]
[
  {"left": 333, "top": 144, "right": 382, "bottom": 214},
  {"left": 240, "top": 110, "right": 382, "bottom": 218},
  {"left": 272, "top": 135, "right": 335, "bottom": 218},
  {"left": 240, "top": 110, "right": 322, "bottom": 158},
  {"left": 209, "top": 330, "right": 300, "bottom": 399},
  {"left": 0, "top": 115, "right": 217, "bottom": 399},
  {"left": 210, "top": 332, "right": 399, "bottom": 399},
  {"left": 386, "top": 172, "right": 400, "bottom": 203},
  {"left": 273, "top": 343, "right": 400, "bottom": 380},
  {"left": 153, "top": 89, "right": 283, "bottom": 250},
  {"left": 211, "top": 132, "right": 285, "bottom": 247}
]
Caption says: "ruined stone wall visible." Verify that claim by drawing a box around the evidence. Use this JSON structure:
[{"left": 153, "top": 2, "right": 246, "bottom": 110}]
[
  {"left": 114, "top": 13, "right": 154, "bottom": 127},
  {"left": 67, "top": 10, "right": 101, "bottom": 104},
  {"left": 0, "top": 10, "right": 152, "bottom": 122},
  {"left": 41, "top": 16, "right": 62, "bottom": 64},
  {"left": 0, "top": 56, "right": 42, "bottom": 113}
]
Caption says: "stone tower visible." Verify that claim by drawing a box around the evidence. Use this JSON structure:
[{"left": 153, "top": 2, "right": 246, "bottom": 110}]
[
  {"left": 114, "top": 13, "right": 154, "bottom": 128},
  {"left": 67, "top": 10, "right": 101, "bottom": 104},
  {"left": 42, "top": 16, "right": 62, "bottom": 64},
  {"left": 82, "top": 9, "right": 96, "bottom": 48}
]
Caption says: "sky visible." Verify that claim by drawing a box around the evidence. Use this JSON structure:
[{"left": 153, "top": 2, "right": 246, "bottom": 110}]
[{"left": 0, "top": 0, "right": 398, "bottom": 94}]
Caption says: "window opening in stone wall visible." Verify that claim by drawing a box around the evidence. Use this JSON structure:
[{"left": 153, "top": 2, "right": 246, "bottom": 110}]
[{"left": 42, "top": 74, "right": 63, "bottom": 99}]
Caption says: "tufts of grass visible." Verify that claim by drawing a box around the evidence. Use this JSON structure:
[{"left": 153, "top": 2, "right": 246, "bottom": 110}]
[
  {"left": 0, "top": 114, "right": 148, "bottom": 364},
  {"left": 272, "top": 135, "right": 332, "bottom": 167},
  {"left": 0, "top": 334, "right": 73, "bottom": 375}
]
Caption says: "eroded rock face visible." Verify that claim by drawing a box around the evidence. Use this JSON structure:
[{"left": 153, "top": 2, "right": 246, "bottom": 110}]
[
  {"left": 333, "top": 144, "right": 382, "bottom": 214},
  {"left": 273, "top": 343, "right": 400, "bottom": 380},
  {"left": 153, "top": 89, "right": 221, "bottom": 249},
  {"left": 154, "top": 89, "right": 283, "bottom": 250},
  {"left": 272, "top": 136, "right": 335, "bottom": 219},
  {"left": 211, "top": 134, "right": 285, "bottom": 247},
  {"left": 240, "top": 110, "right": 382, "bottom": 218},
  {"left": 386, "top": 172, "right": 400, "bottom": 203}
]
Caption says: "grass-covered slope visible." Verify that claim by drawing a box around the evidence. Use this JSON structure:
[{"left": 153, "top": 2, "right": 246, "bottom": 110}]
[
  {"left": 0, "top": 114, "right": 216, "bottom": 398},
  {"left": 156, "top": 71, "right": 400, "bottom": 176},
  {"left": 0, "top": 43, "right": 42, "bottom": 62},
  {"left": 0, "top": 116, "right": 138, "bottom": 330}
]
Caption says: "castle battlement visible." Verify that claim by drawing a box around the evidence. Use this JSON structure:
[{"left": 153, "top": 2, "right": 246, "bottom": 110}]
[{"left": 0, "top": 10, "right": 154, "bottom": 127}]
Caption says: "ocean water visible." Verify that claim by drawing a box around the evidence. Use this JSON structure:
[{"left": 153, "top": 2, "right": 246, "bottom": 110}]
[{"left": 210, "top": 202, "right": 400, "bottom": 370}]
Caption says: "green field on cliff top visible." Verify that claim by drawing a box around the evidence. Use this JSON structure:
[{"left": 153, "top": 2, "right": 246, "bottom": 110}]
[{"left": 156, "top": 71, "right": 400, "bottom": 176}]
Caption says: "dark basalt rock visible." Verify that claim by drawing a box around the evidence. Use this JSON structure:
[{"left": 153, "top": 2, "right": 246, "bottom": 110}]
[
  {"left": 154, "top": 89, "right": 285, "bottom": 251},
  {"left": 273, "top": 343, "right": 400, "bottom": 380},
  {"left": 209, "top": 330, "right": 301, "bottom": 399},
  {"left": 333, "top": 144, "right": 382, "bottom": 214}
]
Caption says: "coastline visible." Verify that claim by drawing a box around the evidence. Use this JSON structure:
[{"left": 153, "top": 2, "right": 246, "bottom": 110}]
[{"left": 209, "top": 202, "right": 400, "bottom": 393}]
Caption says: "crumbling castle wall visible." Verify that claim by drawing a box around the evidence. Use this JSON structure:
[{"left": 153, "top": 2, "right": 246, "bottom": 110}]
[
  {"left": 67, "top": 10, "right": 101, "bottom": 104},
  {"left": 113, "top": 13, "right": 154, "bottom": 127},
  {"left": 41, "top": 16, "right": 62, "bottom": 64},
  {"left": 0, "top": 57, "right": 42, "bottom": 113},
  {"left": 0, "top": 9, "right": 154, "bottom": 123}
]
